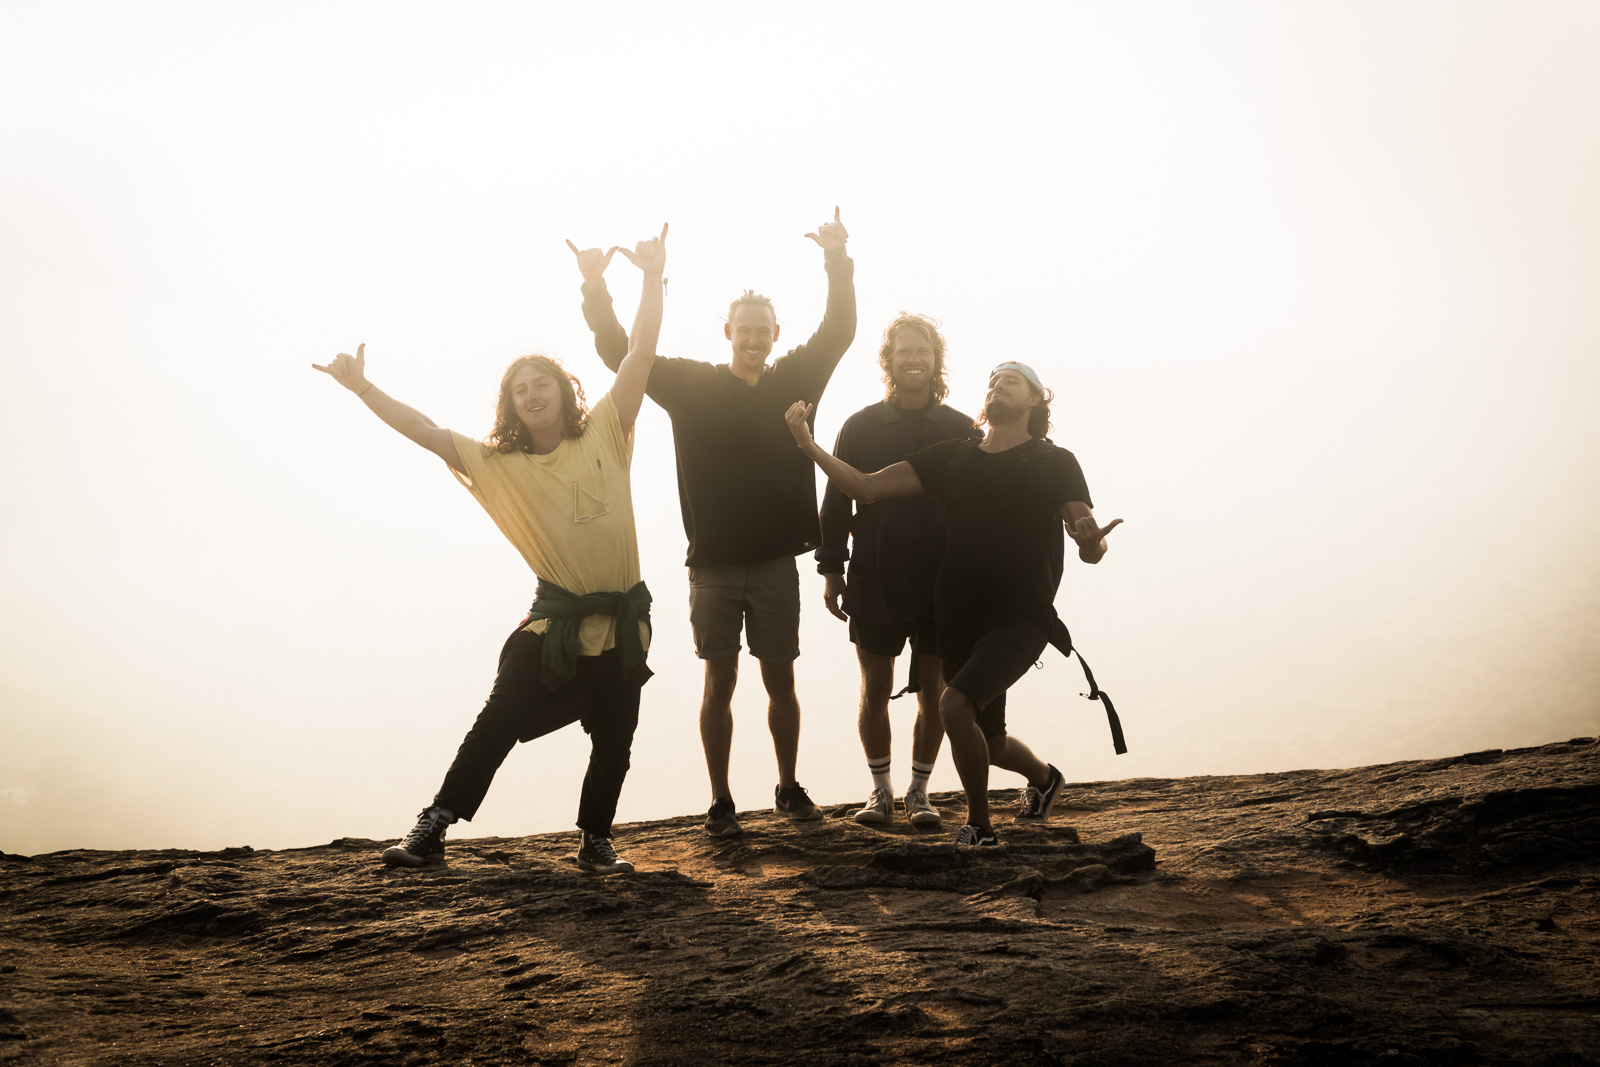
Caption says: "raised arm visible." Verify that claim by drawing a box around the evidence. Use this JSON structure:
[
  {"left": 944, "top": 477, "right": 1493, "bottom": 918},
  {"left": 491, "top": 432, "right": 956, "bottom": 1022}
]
[
  {"left": 610, "top": 223, "right": 668, "bottom": 435},
  {"left": 1062, "top": 501, "right": 1123, "bottom": 565},
  {"left": 312, "top": 344, "right": 463, "bottom": 472},
  {"left": 785, "top": 401, "right": 924, "bottom": 502},
  {"left": 785, "top": 207, "right": 857, "bottom": 387},
  {"left": 570, "top": 239, "right": 630, "bottom": 373}
]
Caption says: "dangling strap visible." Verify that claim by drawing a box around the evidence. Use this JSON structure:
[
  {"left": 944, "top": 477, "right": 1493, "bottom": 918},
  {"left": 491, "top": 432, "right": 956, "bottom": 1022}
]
[
  {"left": 1048, "top": 616, "right": 1127, "bottom": 755},
  {"left": 1072, "top": 648, "right": 1127, "bottom": 755}
]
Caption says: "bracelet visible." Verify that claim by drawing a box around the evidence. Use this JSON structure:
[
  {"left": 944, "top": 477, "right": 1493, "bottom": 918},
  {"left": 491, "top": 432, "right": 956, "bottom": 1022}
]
[{"left": 358, "top": 382, "right": 374, "bottom": 398}]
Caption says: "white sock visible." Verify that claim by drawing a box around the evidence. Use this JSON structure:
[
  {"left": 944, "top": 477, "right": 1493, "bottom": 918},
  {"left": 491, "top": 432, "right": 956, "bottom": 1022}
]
[
  {"left": 867, "top": 755, "right": 892, "bottom": 794},
  {"left": 909, "top": 760, "right": 934, "bottom": 793}
]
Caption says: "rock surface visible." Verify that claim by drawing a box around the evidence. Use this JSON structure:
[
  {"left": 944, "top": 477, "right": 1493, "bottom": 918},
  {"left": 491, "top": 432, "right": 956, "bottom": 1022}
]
[{"left": 3, "top": 739, "right": 1597, "bottom": 1066}]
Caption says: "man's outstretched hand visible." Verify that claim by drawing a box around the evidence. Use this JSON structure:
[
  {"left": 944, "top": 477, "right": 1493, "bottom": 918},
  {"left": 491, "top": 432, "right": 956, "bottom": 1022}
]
[
  {"left": 784, "top": 401, "right": 817, "bottom": 451},
  {"left": 615, "top": 222, "right": 669, "bottom": 274},
  {"left": 312, "top": 343, "right": 369, "bottom": 394},
  {"left": 805, "top": 206, "right": 848, "bottom": 252},
  {"left": 566, "top": 240, "right": 618, "bottom": 283},
  {"left": 1068, "top": 514, "right": 1124, "bottom": 552}
]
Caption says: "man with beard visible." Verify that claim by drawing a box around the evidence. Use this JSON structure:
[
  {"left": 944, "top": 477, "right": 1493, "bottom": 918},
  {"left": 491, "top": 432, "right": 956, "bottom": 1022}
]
[
  {"left": 816, "top": 314, "right": 979, "bottom": 829},
  {"left": 314, "top": 226, "right": 667, "bottom": 874},
  {"left": 572, "top": 209, "right": 854, "bottom": 838},
  {"left": 785, "top": 363, "right": 1122, "bottom": 846}
]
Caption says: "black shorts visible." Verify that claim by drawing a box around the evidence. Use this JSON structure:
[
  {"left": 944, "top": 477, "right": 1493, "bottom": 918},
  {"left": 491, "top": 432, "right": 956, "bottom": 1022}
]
[
  {"left": 848, "top": 609, "right": 938, "bottom": 658},
  {"left": 941, "top": 621, "right": 1050, "bottom": 739}
]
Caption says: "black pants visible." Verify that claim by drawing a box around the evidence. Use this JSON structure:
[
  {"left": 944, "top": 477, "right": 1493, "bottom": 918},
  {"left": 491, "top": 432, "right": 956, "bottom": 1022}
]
[{"left": 433, "top": 627, "right": 641, "bottom": 837}]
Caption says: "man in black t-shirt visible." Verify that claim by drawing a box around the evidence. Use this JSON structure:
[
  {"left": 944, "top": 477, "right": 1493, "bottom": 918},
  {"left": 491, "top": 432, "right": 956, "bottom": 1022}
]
[
  {"left": 572, "top": 209, "right": 855, "bottom": 838},
  {"left": 786, "top": 362, "right": 1122, "bottom": 846}
]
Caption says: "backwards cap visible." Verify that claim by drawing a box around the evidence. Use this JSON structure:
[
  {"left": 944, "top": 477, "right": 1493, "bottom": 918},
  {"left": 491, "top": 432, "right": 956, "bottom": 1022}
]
[{"left": 989, "top": 361, "right": 1044, "bottom": 394}]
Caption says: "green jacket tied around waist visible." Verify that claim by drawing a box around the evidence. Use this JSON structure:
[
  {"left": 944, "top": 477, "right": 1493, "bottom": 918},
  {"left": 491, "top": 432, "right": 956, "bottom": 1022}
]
[{"left": 524, "top": 579, "right": 653, "bottom": 688}]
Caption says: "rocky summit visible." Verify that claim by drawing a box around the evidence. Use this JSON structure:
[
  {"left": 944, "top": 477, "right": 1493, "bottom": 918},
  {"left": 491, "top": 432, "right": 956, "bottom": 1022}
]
[{"left": 2, "top": 739, "right": 1596, "bottom": 1066}]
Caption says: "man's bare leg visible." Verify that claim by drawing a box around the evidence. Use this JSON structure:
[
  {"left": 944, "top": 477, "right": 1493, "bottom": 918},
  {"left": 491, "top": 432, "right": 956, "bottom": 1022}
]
[
  {"left": 759, "top": 658, "right": 801, "bottom": 788},
  {"left": 910, "top": 654, "right": 945, "bottom": 767},
  {"left": 851, "top": 649, "right": 898, "bottom": 821},
  {"left": 700, "top": 656, "right": 739, "bottom": 801},
  {"left": 939, "top": 685, "right": 992, "bottom": 829},
  {"left": 856, "top": 649, "right": 896, "bottom": 764},
  {"left": 987, "top": 732, "right": 1048, "bottom": 786}
]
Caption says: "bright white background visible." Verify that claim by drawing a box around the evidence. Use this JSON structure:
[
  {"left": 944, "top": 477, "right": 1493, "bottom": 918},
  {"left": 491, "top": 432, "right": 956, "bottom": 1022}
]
[{"left": 3, "top": 2, "right": 1597, "bottom": 855}]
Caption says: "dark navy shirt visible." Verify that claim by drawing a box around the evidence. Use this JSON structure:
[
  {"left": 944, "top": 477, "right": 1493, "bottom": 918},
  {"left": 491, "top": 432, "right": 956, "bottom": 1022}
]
[{"left": 816, "top": 400, "right": 979, "bottom": 624}]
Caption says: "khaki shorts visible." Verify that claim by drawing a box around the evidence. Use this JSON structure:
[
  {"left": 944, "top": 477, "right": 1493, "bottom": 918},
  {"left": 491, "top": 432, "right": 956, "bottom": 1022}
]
[{"left": 687, "top": 556, "right": 801, "bottom": 662}]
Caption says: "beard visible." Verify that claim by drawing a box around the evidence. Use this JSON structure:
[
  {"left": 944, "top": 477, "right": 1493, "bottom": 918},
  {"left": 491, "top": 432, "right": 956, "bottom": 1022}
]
[{"left": 983, "top": 397, "right": 1021, "bottom": 425}]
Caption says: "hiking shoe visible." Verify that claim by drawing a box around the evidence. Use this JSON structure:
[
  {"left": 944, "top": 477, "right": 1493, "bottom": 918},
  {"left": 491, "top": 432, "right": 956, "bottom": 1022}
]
[
  {"left": 381, "top": 806, "right": 452, "bottom": 867},
  {"left": 904, "top": 787, "right": 943, "bottom": 828},
  {"left": 576, "top": 832, "right": 635, "bottom": 875},
  {"left": 704, "top": 798, "right": 743, "bottom": 838},
  {"left": 954, "top": 824, "right": 999, "bottom": 847},
  {"left": 1016, "top": 763, "right": 1065, "bottom": 823},
  {"left": 851, "top": 788, "right": 894, "bottom": 825},
  {"left": 775, "top": 783, "right": 823, "bottom": 821}
]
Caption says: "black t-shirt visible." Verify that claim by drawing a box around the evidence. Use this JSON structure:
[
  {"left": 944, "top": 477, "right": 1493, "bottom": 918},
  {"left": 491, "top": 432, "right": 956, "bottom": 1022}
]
[{"left": 907, "top": 437, "right": 1092, "bottom": 650}]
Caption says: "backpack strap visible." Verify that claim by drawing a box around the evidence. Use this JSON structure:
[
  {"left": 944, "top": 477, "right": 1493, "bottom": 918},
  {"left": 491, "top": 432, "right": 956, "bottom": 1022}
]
[{"left": 1049, "top": 617, "right": 1128, "bottom": 755}]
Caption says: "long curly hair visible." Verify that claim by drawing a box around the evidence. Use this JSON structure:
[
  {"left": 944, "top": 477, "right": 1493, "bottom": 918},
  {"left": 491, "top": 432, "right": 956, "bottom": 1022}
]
[
  {"left": 486, "top": 355, "right": 589, "bottom": 453},
  {"left": 1026, "top": 389, "right": 1053, "bottom": 439},
  {"left": 877, "top": 313, "right": 949, "bottom": 404}
]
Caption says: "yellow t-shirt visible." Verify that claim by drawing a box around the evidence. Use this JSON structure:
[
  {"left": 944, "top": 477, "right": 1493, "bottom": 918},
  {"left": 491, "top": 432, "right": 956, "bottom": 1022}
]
[{"left": 448, "top": 391, "right": 648, "bottom": 657}]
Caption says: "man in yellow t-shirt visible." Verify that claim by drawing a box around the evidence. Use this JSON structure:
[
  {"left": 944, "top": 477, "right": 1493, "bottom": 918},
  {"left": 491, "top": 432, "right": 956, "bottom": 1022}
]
[{"left": 313, "top": 225, "right": 668, "bottom": 875}]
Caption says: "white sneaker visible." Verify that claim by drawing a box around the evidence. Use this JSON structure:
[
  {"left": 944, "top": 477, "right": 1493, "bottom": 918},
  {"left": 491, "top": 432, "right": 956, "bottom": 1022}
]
[
  {"left": 903, "top": 787, "right": 942, "bottom": 828},
  {"left": 851, "top": 787, "right": 894, "bottom": 824}
]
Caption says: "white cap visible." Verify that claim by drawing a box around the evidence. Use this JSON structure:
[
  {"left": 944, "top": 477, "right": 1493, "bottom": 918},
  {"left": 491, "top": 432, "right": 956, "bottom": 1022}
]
[{"left": 989, "top": 361, "right": 1044, "bottom": 394}]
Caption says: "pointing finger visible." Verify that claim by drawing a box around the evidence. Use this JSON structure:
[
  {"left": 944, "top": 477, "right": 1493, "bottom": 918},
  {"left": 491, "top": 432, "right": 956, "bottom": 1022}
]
[
  {"left": 566, "top": 239, "right": 580, "bottom": 255},
  {"left": 833, "top": 205, "right": 841, "bottom": 223},
  {"left": 659, "top": 221, "right": 669, "bottom": 241}
]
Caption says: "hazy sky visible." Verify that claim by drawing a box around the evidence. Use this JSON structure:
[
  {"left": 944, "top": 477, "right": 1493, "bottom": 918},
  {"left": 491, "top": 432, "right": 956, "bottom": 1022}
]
[{"left": 3, "top": 2, "right": 1597, "bottom": 856}]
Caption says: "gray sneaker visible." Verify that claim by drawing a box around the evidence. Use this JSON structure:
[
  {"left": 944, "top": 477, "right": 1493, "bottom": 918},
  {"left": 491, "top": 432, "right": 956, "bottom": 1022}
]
[
  {"left": 382, "top": 806, "right": 452, "bottom": 867},
  {"left": 704, "top": 798, "right": 743, "bottom": 838},
  {"left": 775, "top": 783, "right": 823, "bottom": 821},
  {"left": 851, "top": 788, "right": 894, "bottom": 825},
  {"left": 1015, "top": 764, "right": 1065, "bottom": 823},
  {"left": 903, "top": 787, "right": 943, "bottom": 828},
  {"left": 576, "top": 832, "right": 635, "bottom": 875}
]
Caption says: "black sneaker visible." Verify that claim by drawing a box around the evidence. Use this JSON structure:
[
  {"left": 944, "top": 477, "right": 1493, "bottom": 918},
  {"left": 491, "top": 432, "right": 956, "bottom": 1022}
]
[
  {"left": 704, "top": 797, "right": 743, "bottom": 838},
  {"left": 775, "top": 783, "right": 822, "bottom": 821},
  {"left": 576, "top": 832, "right": 635, "bottom": 875},
  {"left": 382, "top": 807, "right": 452, "bottom": 867},
  {"left": 954, "top": 824, "right": 999, "bottom": 847},
  {"left": 1016, "top": 764, "right": 1065, "bottom": 823}
]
